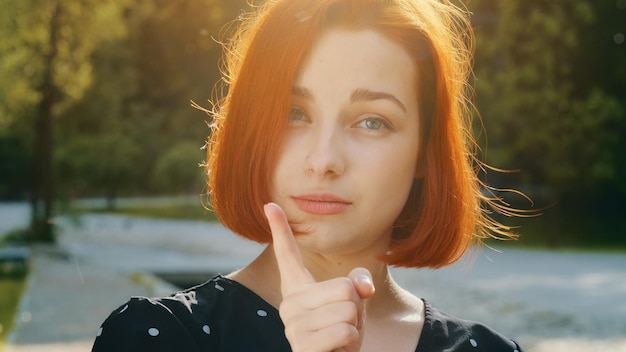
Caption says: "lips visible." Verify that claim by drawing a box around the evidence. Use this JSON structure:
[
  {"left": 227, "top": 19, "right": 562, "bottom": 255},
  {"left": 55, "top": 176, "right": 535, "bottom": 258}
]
[{"left": 292, "top": 194, "right": 352, "bottom": 215}]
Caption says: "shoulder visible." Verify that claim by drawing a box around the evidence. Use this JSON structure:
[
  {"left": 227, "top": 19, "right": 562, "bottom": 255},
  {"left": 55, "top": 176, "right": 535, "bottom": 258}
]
[
  {"left": 417, "top": 301, "right": 523, "bottom": 352},
  {"left": 92, "top": 277, "right": 220, "bottom": 351},
  {"left": 92, "top": 276, "right": 287, "bottom": 351}
]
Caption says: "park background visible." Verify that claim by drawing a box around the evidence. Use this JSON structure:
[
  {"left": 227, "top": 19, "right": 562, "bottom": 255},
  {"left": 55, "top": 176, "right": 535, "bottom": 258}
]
[{"left": 0, "top": 0, "right": 625, "bottom": 351}]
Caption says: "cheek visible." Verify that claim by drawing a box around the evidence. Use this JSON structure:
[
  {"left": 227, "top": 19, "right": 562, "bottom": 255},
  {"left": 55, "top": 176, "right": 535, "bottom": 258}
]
[
  {"left": 374, "top": 141, "right": 419, "bottom": 179},
  {"left": 382, "top": 163, "right": 417, "bottom": 204},
  {"left": 270, "top": 143, "right": 298, "bottom": 195},
  {"left": 373, "top": 143, "right": 420, "bottom": 201}
]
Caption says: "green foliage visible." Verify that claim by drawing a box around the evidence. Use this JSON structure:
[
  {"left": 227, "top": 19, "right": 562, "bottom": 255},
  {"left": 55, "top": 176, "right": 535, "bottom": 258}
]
[
  {"left": 0, "top": 274, "right": 28, "bottom": 349},
  {"left": 1, "top": 0, "right": 249, "bottom": 202},
  {"left": 86, "top": 204, "right": 219, "bottom": 222},
  {"left": 0, "top": 0, "right": 131, "bottom": 126},
  {"left": 153, "top": 142, "right": 206, "bottom": 194},
  {"left": 49, "top": 0, "right": 248, "bottom": 201},
  {"left": 55, "top": 133, "right": 143, "bottom": 199},
  {"left": 469, "top": 0, "right": 626, "bottom": 197},
  {"left": 467, "top": 0, "right": 626, "bottom": 246},
  {"left": 0, "top": 0, "right": 136, "bottom": 240},
  {"left": 1, "top": 0, "right": 624, "bottom": 247},
  {"left": 0, "top": 137, "right": 30, "bottom": 199},
  {"left": 0, "top": 228, "right": 29, "bottom": 246},
  {"left": 552, "top": 90, "right": 623, "bottom": 190}
]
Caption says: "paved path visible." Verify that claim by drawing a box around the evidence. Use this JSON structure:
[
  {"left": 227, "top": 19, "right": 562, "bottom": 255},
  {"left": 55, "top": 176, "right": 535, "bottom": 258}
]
[
  {"left": 5, "top": 214, "right": 263, "bottom": 352},
  {"left": 2, "top": 208, "right": 626, "bottom": 351},
  {"left": 5, "top": 247, "right": 179, "bottom": 352}
]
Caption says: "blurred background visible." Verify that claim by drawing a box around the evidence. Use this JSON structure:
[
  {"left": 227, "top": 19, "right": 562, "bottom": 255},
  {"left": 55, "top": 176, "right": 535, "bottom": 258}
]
[{"left": 0, "top": 0, "right": 624, "bottom": 351}]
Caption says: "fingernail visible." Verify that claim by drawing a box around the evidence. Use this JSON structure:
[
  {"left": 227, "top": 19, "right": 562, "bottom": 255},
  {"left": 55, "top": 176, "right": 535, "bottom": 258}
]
[{"left": 356, "top": 274, "right": 373, "bottom": 287}]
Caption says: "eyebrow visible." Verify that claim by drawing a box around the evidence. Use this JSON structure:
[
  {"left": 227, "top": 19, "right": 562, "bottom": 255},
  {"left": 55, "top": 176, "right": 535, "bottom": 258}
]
[
  {"left": 291, "top": 86, "right": 407, "bottom": 112},
  {"left": 291, "top": 86, "right": 314, "bottom": 100},
  {"left": 350, "top": 88, "right": 407, "bottom": 112}
]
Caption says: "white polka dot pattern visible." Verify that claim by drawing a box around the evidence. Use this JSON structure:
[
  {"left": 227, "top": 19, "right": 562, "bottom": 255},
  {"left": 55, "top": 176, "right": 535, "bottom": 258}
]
[
  {"left": 92, "top": 276, "right": 523, "bottom": 351},
  {"left": 469, "top": 338, "right": 478, "bottom": 347}
]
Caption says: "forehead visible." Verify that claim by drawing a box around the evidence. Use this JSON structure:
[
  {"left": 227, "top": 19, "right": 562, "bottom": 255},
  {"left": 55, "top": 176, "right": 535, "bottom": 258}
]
[{"left": 294, "top": 29, "right": 417, "bottom": 100}]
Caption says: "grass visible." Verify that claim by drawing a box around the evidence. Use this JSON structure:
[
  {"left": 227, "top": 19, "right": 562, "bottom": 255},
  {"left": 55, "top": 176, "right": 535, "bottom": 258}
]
[
  {"left": 0, "top": 272, "right": 27, "bottom": 352},
  {"left": 72, "top": 204, "right": 219, "bottom": 222},
  {"left": 488, "top": 209, "right": 626, "bottom": 253}
]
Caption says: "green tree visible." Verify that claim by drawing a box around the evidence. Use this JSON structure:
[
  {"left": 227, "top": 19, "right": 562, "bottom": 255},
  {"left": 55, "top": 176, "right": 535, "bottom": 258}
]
[
  {"left": 53, "top": 0, "right": 248, "bottom": 201},
  {"left": 152, "top": 142, "right": 205, "bottom": 195},
  {"left": 0, "top": 0, "right": 131, "bottom": 241},
  {"left": 467, "top": 0, "right": 626, "bottom": 245},
  {"left": 55, "top": 134, "right": 143, "bottom": 209},
  {"left": 34, "top": 0, "right": 255, "bottom": 219}
]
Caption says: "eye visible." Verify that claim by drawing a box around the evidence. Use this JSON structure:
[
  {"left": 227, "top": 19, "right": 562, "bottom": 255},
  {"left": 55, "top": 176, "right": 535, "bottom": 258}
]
[
  {"left": 289, "top": 106, "right": 309, "bottom": 124},
  {"left": 355, "top": 116, "right": 391, "bottom": 131}
]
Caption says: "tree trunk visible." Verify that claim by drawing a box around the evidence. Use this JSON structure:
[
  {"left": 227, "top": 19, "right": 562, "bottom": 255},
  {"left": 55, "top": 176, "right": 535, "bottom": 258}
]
[{"left": 28, "top": 3, "right": 61, "bottom": 243}]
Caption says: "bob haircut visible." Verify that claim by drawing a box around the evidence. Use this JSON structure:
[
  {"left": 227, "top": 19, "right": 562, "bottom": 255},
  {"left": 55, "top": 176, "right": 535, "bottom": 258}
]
[{"left": 205, "top": 0, "right": 518, "bottom": 268}]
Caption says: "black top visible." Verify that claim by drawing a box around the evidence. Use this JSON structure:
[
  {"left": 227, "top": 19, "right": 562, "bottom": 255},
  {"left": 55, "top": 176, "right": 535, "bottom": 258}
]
[{"left": 92, "top": 275, "right": 522, "bottom": 351}]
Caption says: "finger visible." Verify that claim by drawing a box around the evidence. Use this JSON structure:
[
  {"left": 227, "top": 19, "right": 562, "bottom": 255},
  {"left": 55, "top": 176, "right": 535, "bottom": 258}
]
[
  {"left": 284, "top": 301, "right": 359, "bottom": 334},
  {"left": 290, "top": 323, "right": 359, "bottom": 352},
  {"left": 264, "top": 202, "right": 314, "bottom": 295},
  {"left": 348, "top": 267, "right": 375, "bottom": 299},
  {"left": 280, "top": 277, "right": 358, "bottom": 310},
  {"left": 279, "top": 277, "right": 360, "bottom": 322},
  {"left": 348, "top": 267, "right": 374, "bottom": 331}
]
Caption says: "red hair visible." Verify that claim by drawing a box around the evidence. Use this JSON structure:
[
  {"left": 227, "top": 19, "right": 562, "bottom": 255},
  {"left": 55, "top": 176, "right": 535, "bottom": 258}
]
[{"left": 206, "top": 0, "right": 517, "bottom": 268}]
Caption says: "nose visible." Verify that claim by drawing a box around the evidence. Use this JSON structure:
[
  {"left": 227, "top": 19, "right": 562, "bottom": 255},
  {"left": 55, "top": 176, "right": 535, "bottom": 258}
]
[{"left": 305, "top": 125, "right": 345, "bottom": 177}]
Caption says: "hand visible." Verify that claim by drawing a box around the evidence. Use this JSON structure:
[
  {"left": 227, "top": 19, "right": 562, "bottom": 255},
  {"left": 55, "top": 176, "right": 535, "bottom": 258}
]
[{"left": 264, "top": 202, "right": 375, "bottom": 352}]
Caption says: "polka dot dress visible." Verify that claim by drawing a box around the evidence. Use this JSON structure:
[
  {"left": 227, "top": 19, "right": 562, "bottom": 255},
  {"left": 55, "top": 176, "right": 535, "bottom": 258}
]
[{"left": 92, "top": 275, "right": 523, "bottom": 351}]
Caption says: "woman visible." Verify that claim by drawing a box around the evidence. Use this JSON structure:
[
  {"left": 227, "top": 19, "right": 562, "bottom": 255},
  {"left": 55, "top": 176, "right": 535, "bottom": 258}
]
[{"left": 93, "top": 0, "right": 523, "bottom": 351}]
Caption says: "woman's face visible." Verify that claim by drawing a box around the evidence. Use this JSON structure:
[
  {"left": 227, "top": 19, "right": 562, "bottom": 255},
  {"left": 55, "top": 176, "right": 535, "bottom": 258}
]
[{"left": 270, "top": 28, "right": 421, "bottom": 258}]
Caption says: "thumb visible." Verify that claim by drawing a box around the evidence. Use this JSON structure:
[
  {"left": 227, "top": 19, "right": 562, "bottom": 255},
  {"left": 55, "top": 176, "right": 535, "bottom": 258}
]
[
  {"left": 348, "top": 267, "right": 375, "bottom": 299},
  {"left": 348, "top": 267, "right": 374, "bottom": 338}
]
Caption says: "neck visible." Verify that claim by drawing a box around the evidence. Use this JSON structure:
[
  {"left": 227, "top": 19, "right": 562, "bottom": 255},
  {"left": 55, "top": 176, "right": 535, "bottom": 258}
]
[
  {"left": 298, "top": 245, "right": 389, "bottom": 283},
  {"left": 228, "top": 243, "right": 402, "bottom": 314},
  {"left": 227, "top": 243, "right": 426, "bottom": 350}
]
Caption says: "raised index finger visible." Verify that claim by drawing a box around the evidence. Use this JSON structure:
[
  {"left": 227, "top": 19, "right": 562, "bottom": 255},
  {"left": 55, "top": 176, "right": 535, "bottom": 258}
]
[{"left": 264, "top": 202, "right": 314, "bottom": 295}]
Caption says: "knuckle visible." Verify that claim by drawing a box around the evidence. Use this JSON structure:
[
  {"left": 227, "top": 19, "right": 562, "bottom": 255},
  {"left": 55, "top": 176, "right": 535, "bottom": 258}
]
[
  {"left": 283, "top": 323, "right": 306, "bottom": 348},
  {"left": 336, "top": 302, "right": 358, "bottom": 322},
  {"left": 278, "top": 299, "right": 290, "bottom": 313},
  {"left": 278, "top": 299, "right": 302, "bottom": 326},
  {"left": 332, "top": 323, "right": 359, "bottom": 345},
  {"left": 278, "top": 301, "right": 290, "bottom": 319},
  {"left": 283, "top": 325, "right": 298, "bottom": 342},
  {"left": 333, "top": 277, "right": 356, "bottom": 300}
]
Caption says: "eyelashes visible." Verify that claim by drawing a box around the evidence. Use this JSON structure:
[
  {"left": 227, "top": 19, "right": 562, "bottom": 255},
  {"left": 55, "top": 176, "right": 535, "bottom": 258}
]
[
  {"left": 288, "top": 106, "right": 393, "bottom": 133},
  {"left": 354, "top": 116, "right": 392, "bottom": 131},
  {"left": 289, "top": 106, "right": 309, "bottom": 123}
]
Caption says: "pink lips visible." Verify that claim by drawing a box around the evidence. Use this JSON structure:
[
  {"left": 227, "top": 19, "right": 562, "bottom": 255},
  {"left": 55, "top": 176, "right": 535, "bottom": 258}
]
[{"left": 292, "top": 194, "right": 352, "bottom": 215}]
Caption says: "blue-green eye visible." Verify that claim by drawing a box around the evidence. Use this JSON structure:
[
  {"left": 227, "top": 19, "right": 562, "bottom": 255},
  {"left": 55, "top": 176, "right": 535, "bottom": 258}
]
[
  {"left": 356, "top": 117, "right": 390, "bottom": 130},
  {"left": 289, "top": 106, "right": 308, "bottom": 122}
]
